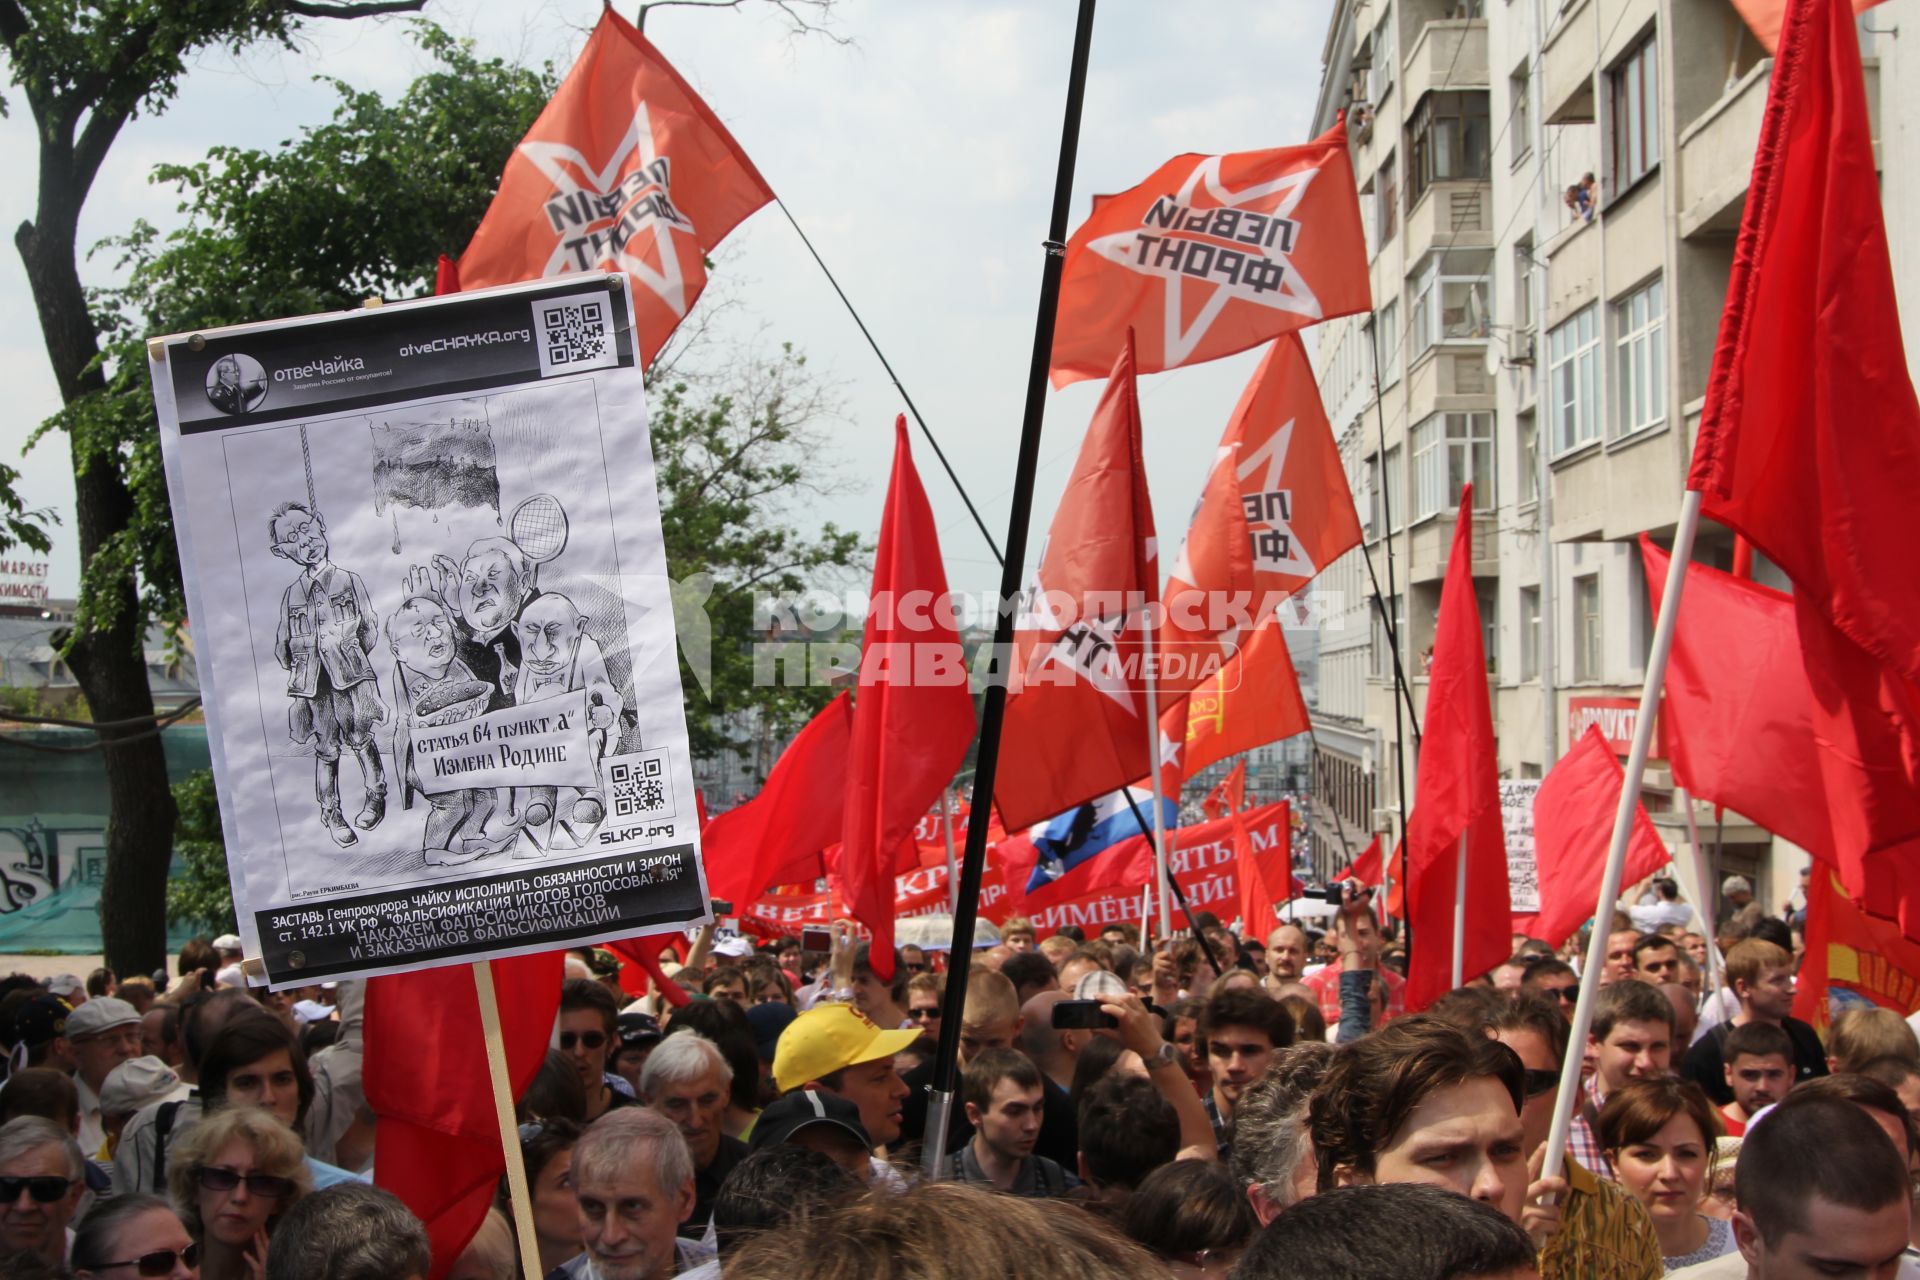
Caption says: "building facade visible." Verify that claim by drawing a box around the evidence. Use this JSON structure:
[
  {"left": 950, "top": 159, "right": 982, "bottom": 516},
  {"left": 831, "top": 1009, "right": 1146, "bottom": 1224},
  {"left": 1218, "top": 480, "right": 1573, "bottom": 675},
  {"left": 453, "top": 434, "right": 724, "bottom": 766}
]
[{"left": 1303, "top": 0, "right": 1912, "bottom": 916}]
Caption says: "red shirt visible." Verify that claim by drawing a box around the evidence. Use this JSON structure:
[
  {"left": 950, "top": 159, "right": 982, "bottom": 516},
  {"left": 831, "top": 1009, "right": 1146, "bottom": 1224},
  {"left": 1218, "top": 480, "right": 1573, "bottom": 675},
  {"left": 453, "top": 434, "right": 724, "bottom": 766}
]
[{"left": 1304, "top": 963, "right": 1408, "bottom": 1031}]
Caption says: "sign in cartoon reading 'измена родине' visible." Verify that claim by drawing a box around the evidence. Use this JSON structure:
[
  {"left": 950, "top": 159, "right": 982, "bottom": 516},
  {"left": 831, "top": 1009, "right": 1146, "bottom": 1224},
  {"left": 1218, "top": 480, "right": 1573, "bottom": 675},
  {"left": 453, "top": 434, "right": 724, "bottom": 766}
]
[{"left": 150, "top": 275, "right": 709, "bottom": 985}]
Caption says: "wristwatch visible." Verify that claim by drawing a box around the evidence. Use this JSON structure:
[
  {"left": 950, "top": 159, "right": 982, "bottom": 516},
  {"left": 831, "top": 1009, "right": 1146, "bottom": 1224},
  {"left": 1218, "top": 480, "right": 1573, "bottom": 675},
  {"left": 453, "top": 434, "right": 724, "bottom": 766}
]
[{"left": 1148, "top": 1041, "right": 1181, "bottom": 1071}]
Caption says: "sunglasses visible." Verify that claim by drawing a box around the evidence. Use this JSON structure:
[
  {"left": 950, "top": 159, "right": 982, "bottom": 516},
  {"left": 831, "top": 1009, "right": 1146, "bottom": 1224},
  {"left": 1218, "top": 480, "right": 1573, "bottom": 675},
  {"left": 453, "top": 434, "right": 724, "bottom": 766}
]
[
  {"left": 90, "top": 1244, "right": 201, "bottom": 1277},
  {"left": 1543, "top": 986, "right": 1578, "bottom": 1004},
  {"left": 1523, "top": 1069, "right": 1561, "bottom": 1098},
  {"left": 194, "top": 1166, "right": 295, "bottom": 1199},
  {"left": 559, "top": 1030, "right": 608, "bottom": 1051},
  {"left": 0, "top": 1175, "right": 72, "bottom": 1203},
  {"left": 902, "top": 962, "right": 929, "bottom": 973},
  {"left": 908, "top": 1007, "right": 939, "bottom": 1022}
]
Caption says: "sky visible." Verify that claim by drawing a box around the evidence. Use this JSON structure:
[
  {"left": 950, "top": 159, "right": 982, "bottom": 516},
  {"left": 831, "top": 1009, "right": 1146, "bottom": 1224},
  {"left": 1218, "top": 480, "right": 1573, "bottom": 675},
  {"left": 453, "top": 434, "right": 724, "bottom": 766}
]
[{"left": 0, "top": 0, "right": 1333, "bottom": 606}]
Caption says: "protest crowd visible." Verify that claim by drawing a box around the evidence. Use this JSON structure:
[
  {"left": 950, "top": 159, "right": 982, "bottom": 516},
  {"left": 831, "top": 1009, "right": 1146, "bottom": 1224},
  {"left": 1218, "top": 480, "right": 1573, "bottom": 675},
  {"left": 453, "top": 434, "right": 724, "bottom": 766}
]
[{"left": 6, "top": 874, "right": 1920, "bottom": 1280}]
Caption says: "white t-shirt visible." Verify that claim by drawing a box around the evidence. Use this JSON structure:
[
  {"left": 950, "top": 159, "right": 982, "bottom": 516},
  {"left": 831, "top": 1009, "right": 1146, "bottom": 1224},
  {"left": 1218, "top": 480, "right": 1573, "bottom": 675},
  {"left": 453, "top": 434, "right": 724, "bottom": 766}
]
[{"left": 1628, "top": 899, "right": 1696, "bottom": 931}]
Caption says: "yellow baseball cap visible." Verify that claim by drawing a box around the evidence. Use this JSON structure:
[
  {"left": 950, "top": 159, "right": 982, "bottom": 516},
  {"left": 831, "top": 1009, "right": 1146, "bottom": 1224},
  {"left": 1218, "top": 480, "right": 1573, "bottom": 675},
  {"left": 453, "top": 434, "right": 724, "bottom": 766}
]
[{"left": 772, "top": 1003, "right": 921, "bottom": 1093}]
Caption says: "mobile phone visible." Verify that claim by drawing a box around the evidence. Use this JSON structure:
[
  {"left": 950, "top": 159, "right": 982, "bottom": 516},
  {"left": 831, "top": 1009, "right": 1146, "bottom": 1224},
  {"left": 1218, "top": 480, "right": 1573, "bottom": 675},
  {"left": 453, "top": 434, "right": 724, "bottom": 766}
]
[
  {"left": 801, "top": 926, "right": 833, "bottom": 952},
  {"left": 1320, "top": 880, "right": 1375, "bottom": 905},
  {"left": 1051, "top": 999, "right": 1119, "bottom": 1030},
  {"left": 709, "top": 898, "right": 734, "bottom": 915}
]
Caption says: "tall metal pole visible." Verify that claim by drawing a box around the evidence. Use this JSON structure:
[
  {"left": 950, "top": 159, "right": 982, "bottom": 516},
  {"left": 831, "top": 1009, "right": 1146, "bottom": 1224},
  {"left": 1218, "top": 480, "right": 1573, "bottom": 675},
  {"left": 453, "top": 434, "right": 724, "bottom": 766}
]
[
  {"left": 1141, "top": 623, "right": 1173, "bottom": 937},
  {"left": 1451, "top": 829, "right": 1468, "bottom": 988},
  {"left": 1540, "top": 491, "right": 1702, "bottom": 1186},
  {"left": 1528, "top": 0, "right": 1558, "bottom": 773},
  {"left": 1366, "top": 325, "right": 1418, "bottom": 961},
  {"left": 923, "top": 0, "right": 1098, "bottom": 1180}
]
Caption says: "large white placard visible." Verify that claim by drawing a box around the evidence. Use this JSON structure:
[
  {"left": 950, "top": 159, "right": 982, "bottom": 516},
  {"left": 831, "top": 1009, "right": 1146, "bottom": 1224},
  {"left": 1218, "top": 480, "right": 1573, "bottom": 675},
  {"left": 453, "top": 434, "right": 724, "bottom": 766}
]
[
  {"left": 1500, "top": 779, "right": 1542, "bottom": 915},
  {"left": 150, "top": 275, "right": 708, "bottom": 984}
]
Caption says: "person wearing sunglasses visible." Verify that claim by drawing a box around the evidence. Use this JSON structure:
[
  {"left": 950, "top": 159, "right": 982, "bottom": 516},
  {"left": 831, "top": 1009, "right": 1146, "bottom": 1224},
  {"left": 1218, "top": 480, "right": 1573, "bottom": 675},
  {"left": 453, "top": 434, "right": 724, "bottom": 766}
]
[
  {"left": 1434, "top": 990, "right": 1667, "bottom": 1280},
  {"left": 166, "top": 1107, "right": 310, "bottom": 1280},
  {"left": 559, "top": 980, "right": 636, "bottom": 1123},
  {"left": 0, "top": 1116, "right": 85, "bottom": 1269},
  {"left": 70, "top": 1193, "right": 198, "bottom": 1279}
]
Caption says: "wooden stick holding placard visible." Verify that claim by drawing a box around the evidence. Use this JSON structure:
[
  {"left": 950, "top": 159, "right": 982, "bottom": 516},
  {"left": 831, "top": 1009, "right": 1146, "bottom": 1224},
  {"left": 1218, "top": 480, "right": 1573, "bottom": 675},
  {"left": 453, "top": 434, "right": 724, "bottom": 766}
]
[{"left": 472, "top": 960, "right": 542, "bottom": 1280}]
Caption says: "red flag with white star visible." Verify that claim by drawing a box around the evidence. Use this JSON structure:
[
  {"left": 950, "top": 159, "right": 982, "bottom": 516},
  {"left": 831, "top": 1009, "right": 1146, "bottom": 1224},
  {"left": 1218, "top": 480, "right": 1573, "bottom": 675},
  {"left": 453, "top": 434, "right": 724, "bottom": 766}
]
[
  {"left": 1156, "top": 616, "right": 1311, "bottom": 798},
  {"left": 453, "top": 8, "right": 773, "bottom": 368},
  {"left": 1049, "top": 124, "right": 1369, "bottom": 387},
  {"left": 1159, "top": 335, "right": 1363, "bottom": 696},
  {"left": 997, "top": 337, "right": 1161, "bottom": 831}
]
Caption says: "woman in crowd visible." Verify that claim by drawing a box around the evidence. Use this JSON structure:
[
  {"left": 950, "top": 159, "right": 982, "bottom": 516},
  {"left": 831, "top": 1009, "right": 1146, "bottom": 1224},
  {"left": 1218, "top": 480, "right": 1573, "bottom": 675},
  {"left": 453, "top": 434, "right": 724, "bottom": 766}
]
[
  {"left": 1120, "top": 1160, "right": 1257, "bottom": 1279},
  {"left": 196, "top": 1010, "right": 357, "bottom": 1187},
  {"left": 516, "top": 1117, "right": 585, "bottom": 1277},
  {"left": 1597, "top": 1077, "right": 1736, "bottom": 1272},
  {"left": 70, "top": 1194, "right": 199, "bottom": 1280},
  {"left": 168, "top": 1106, "right": 311, "bottom": 1280}
]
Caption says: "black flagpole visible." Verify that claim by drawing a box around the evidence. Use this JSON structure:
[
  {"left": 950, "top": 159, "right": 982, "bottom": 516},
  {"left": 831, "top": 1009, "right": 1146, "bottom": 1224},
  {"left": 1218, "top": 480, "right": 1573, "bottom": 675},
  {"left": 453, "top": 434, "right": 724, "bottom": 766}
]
[{"left": 923, "top": 0, "right": 1097, "bottom": 1179}]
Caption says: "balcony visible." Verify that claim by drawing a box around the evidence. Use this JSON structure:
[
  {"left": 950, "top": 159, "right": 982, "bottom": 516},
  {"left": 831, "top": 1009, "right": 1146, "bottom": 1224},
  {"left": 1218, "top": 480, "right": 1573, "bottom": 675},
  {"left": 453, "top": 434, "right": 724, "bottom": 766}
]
[
  {"left": 1404, "top": 19, "right": 1489, "bottom": 105},
  {"left": 1540, "top": 0, "right": 1598, "bottom": 124},
  {"left": 1404, "top": 180, "right": 1493, "bottom": 263},
  {"left": 1409, "top": 512, "right": 1500, "bottom": 582},
  {"left": 1677, "top": 59, "right": 1771, "bottom": 239}
]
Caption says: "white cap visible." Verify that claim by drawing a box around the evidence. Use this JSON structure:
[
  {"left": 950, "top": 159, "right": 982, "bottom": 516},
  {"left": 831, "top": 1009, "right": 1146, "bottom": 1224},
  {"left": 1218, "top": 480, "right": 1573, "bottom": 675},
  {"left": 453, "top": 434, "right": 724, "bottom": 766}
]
[
  {"left": 211, "top": 934, "right": 243, "bottom": 953},
  {"left": 45, "top": 974, "right": 84, "bottom": 999},
  {"left": 214, "top": 964, "right": 246, "bottom": 988},
  {"left": 713, "top": 935, "right": 755, "bottom": 959}
]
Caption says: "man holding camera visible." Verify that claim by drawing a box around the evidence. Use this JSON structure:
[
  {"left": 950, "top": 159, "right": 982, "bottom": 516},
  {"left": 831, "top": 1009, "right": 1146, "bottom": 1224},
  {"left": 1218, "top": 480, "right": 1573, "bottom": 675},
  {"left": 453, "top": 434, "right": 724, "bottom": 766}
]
[{"left": 1304, "top": 885, "right": 1405, "bottom": 1037}]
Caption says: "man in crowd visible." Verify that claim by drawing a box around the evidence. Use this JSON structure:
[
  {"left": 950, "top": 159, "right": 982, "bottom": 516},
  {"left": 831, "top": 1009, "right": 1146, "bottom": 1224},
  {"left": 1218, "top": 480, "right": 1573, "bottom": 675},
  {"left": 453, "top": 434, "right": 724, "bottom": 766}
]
[
  {"left": 771, "top": 1003, "right": 915, "bottom": 1182},
  {"left": 1000, "top": 952, "right": 1059, "bottom": 1006},
  {"left": 560, "top": 978, "right": 637, "bottom": 1120},
  {"left": 1858, "top": 1054, "right": 1920, "bottom": 1132},
  {"left": 1630, "top": 934, "right": 1683, "bottom": 988},
  {"left": 557, "top": 1108, "right": 711, "bottom": 1280},
  {"left": 1682, "top": 939, "right": 1827, "bottom": 1106},
  {"left": 1567, "top": 980, "right": 1675, "bottom": 1175},
  {"left": 746, "top": 1088, "right": 874, "bottom": 1184},
  {"left": 1302, "top": 896, "right": 1405, "bottom": 1030},
  {"left": 1601, "top": 928, "right": 1642, "bottom": 985},
  {"left": 1074, "top": 1074, "right": 1179, "bottom": 1207},
  {"left": 1199, "top": 989, "right": 1293, "bottom": 1162},
  {"left": 942, "top": 1048, "right": 1078, "bottom": 1196},
  {"left": 904, "top": 973, "right": 944, "bottom": 1044},
  {"left": 1230, "top": 1042, "right": 1334, "bottom": 1224},
  {"left": 1718, "top": 1022, "right": 1796, "bottom": 1135},
  {"left": 1720, "top": 875, "right": 1765, "bottom": 935},
  {"left": 1018, "top": 991, "right": 1088, "bottom": 1094},
  {"left": 0, "top": 1117, "right": 84, "bottom": 1269},
  {"left": 1265, "top": 924, "right": 1312, "bottom": 989},
  {"left": 639, "top": 1032, "right": 745, "bottom": 1238},
  {"left": 847, "top": 943, "right": 909, "bottom": 1031},
  {"left": 140, "top": 1002, "right": 185, "bottom": 1070},
  {"left": 61, "top": 996, "right": 143, "bottom": 1153},
  {"left": 1628, "top": 877, "right": 1695, "bottom": 933},
  {"left": 1306, "top": 1016, "right": 1539, "bottom": 1230},
  {"left": 1437, "top": 992, "right": 1664, "bottom": 1280},
  {"left": 1667, "top": 1094, "right": 1912, "bottom": 1278},
  {"left": 263, "top": 1183, "right": 432, "bottom": 1280},
  {"left": 1521, "top": 958, "right": 1579, "bottom": 1013},
  {"left": 1233, "top": 1183, "right": 1540, "bottom": 1280}
]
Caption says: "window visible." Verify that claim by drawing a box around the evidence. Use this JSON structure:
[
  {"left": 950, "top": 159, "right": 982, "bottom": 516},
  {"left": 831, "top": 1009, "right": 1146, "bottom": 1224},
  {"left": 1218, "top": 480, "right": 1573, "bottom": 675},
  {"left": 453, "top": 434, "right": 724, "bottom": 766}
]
[
  {"left": 1612, "top": 276, "right": 1665, "bottom": 436},
  {"left": 1519, "top": 586, "right": 1541, "bottom": 681},
  {"left": 1370, "top": 13, "right": 1397, "bottom": 103},
  {"left": 1548, "top": 305, "right": 1600, "bottom": 454},
  {"left": 1573, "top": 574, "right": 1602, "bottom": 681},
  {"left": 1516, "top": 411, "right": 1538, "bottom": 505},
  {"left": 1372, "top": 593, "right": 1407, "bottom": 681},
  {"left": 1377, "top": 154, "right": 1399, "bottom": 245},
  {"left": 1378, "top": 298, "right": 1402, "bottom": 388},
  {"left": 1510, "top": 69, "right": 1532, "bottom": 165},
  {"left": 1405, "top": 91, "right": 1491, "bottom": 208},
  {"left": 1384, "top": 445, "right": 1405, "bottom": 534},
  {"left": 1478, "top": 585, "right": 1498, "bottom": 675},
  {"left": 1610, "top": 36, "right": 1660, "bottom": 191},
  {"left": 1411, "top": 412, "right": 1494, "bottom": 517},
  {"left": 1364, "top": 452, "right": 1381, "bottom": 539},
  {"left": 1514, "top": 241, "right": 1534, "bottom": 333},
  {"left": 1410, "top": 250, "right": 1492, "bottom": 358}
]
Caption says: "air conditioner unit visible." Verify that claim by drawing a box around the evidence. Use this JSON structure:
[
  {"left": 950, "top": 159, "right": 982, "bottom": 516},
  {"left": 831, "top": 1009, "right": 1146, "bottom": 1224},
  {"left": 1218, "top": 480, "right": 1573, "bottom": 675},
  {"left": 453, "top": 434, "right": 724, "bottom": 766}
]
[
  {"left": 1507, "top": 334, "right": 1536, "bottom": 366},
  {"left": 1372, "top": 808, "right": 1396, "bottom": 831}
]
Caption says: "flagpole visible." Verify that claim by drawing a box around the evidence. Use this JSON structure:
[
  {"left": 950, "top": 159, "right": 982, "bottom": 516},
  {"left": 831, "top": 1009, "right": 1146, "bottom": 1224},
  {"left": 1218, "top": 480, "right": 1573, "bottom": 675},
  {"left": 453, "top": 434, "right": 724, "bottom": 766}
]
[
  {"left": 1141, "top": 623, "right": 1174, "bottom": 939},
  {"left": 940, "top": 787, "right": 961, "bottom": 913},
  {"left": 1676, "top": 786, "right": 1726, "bottom": 1006},
  {"left": 1540, "top": 489, "right": 1702, "bottom": 1187},
  {"left": 1451, "top": 829, "right": 1467, "bottom": 988},
  {"left": 923, "top": 0, "right": 1097, "bottom": 1183},
  {"left": 471, "top": 961, "right": 544, "bottom": 1280}
]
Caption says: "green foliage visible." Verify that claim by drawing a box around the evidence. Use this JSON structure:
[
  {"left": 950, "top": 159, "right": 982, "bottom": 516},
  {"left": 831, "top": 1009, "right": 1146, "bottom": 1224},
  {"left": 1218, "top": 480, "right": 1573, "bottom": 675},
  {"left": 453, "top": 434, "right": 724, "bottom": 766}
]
[{"left": 167, "top": 768, "right": 236, "bottom": 933}]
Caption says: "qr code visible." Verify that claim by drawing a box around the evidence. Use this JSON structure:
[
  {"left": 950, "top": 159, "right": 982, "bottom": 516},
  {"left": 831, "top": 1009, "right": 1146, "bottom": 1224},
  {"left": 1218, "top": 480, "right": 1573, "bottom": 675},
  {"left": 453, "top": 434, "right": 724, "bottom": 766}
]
[
  {"left": 609, "top": 754, "right": 670, "bottom": 819},
  {"left": 533, "top": 297, "right": 617, "bottom": 377}
]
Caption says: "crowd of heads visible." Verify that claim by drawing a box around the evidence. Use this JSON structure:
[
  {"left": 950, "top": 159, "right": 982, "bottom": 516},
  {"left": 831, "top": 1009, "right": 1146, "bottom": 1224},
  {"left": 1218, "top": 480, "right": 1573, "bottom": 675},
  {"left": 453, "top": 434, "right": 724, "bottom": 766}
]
[{"left": 8, "top": 866, "right": 1916, "bottom": 1280}]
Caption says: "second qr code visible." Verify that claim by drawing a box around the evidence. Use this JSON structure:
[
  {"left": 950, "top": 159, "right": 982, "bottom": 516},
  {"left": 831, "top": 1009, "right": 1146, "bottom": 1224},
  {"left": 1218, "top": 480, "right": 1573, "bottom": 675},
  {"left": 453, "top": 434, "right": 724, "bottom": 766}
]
[{"left": 534, "top": 297, "right": 618, "bottom": 377}]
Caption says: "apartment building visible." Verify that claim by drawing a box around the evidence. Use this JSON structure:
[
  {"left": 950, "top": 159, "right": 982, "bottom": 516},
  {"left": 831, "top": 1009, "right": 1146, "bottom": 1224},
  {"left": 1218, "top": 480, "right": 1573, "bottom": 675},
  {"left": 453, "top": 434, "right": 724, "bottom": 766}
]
[{"left": 1302, "top": 0, "right": 1914, "bottom": 914}]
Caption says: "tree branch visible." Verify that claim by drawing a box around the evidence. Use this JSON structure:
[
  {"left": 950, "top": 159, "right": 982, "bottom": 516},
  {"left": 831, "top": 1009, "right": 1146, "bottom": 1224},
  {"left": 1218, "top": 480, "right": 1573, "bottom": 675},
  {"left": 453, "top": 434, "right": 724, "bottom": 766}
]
[
  {"left": 281, "top": 0, "right": 426, "bottom": 16},
  {"left": 0, "top": 0, "right": 28, "bottom": 54}
]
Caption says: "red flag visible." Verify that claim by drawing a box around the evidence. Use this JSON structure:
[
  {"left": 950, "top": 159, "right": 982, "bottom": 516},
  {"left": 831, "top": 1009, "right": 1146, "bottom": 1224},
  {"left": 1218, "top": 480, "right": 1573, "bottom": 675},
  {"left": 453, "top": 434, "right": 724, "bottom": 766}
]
[
  {"left": 841, "top": 418, "right": 977, "bottom": 979},
  {"left": 998, "top": 336, "right": 1161, "bottom": 830},
  {"left": 1402, "top": 489, "right": 1508, "bottom": 1009},
  {"left": 1335, "top": 836, "right": 1382, "bottom": 887},
  {"left": 1793, "top": 867, "right": 1920, "bottom": 1028},
  {"left": 1688, "top": 0, "right": 1920, "bottom": 687},
  {"left": 454, "top": 8, "right": 773, "bottom": 368},
  {"left": 1235, "top": 800, "right": 1294, "bottom": 935},
  {"left": 1049, "top": 125, "right": 1369, "bottom": 387},
  {"left": 1529, "top": 727, "right": 1672, "bottom": 951},
  {"left": 1163, "top": 617, "right": 1311, "bottom": 788},
  {"left": 1202, "top": 762, "right": 1247, "bottom": 823},
  {"left": 1728, "top": 0, "right": 1885, "bottom": 55},
  {"left": 701, "top": 694, "right": 853, "bottom": 906},
  {"left": 367, "top": 955, "right": 562, "bottom": 1277},
  {"left": 1160, "top": 336, "right": 1364, "bottom": 693}
]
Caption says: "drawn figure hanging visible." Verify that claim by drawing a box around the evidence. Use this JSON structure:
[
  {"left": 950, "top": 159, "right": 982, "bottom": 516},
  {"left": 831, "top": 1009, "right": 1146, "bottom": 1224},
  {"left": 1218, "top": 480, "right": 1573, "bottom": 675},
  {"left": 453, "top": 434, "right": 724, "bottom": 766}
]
[
  {"left": 511, "top": 590, "right": 623, "bottom": 849},
  {"left": 268, "top": 501, "right": 389, "bottom": 847}
]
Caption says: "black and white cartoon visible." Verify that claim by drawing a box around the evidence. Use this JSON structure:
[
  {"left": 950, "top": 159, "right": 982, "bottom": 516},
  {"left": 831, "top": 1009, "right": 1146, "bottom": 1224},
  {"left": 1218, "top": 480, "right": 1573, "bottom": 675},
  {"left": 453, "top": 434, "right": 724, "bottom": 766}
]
[
  {"left": 206, "top": 353, "right": 267, "bottom": 415},
  {"left": 512, "top": 591, "right": 623, "bottom": 841},
  {"left": 386, "top": 594, "right": 505, "bottom": 866},
  {"left": 269, "top": 501, "right": 389, "bottom": 847}
]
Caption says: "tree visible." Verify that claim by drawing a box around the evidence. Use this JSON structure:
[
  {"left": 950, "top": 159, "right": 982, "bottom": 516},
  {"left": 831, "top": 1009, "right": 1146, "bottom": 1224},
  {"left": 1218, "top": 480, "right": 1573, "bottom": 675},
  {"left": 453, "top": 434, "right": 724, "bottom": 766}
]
[
  {"left": 166, "top": 768, "right": 237, "bottom": 934},
  {"left": 1, "top": 0, "right": 444, "bottom": 977}
]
